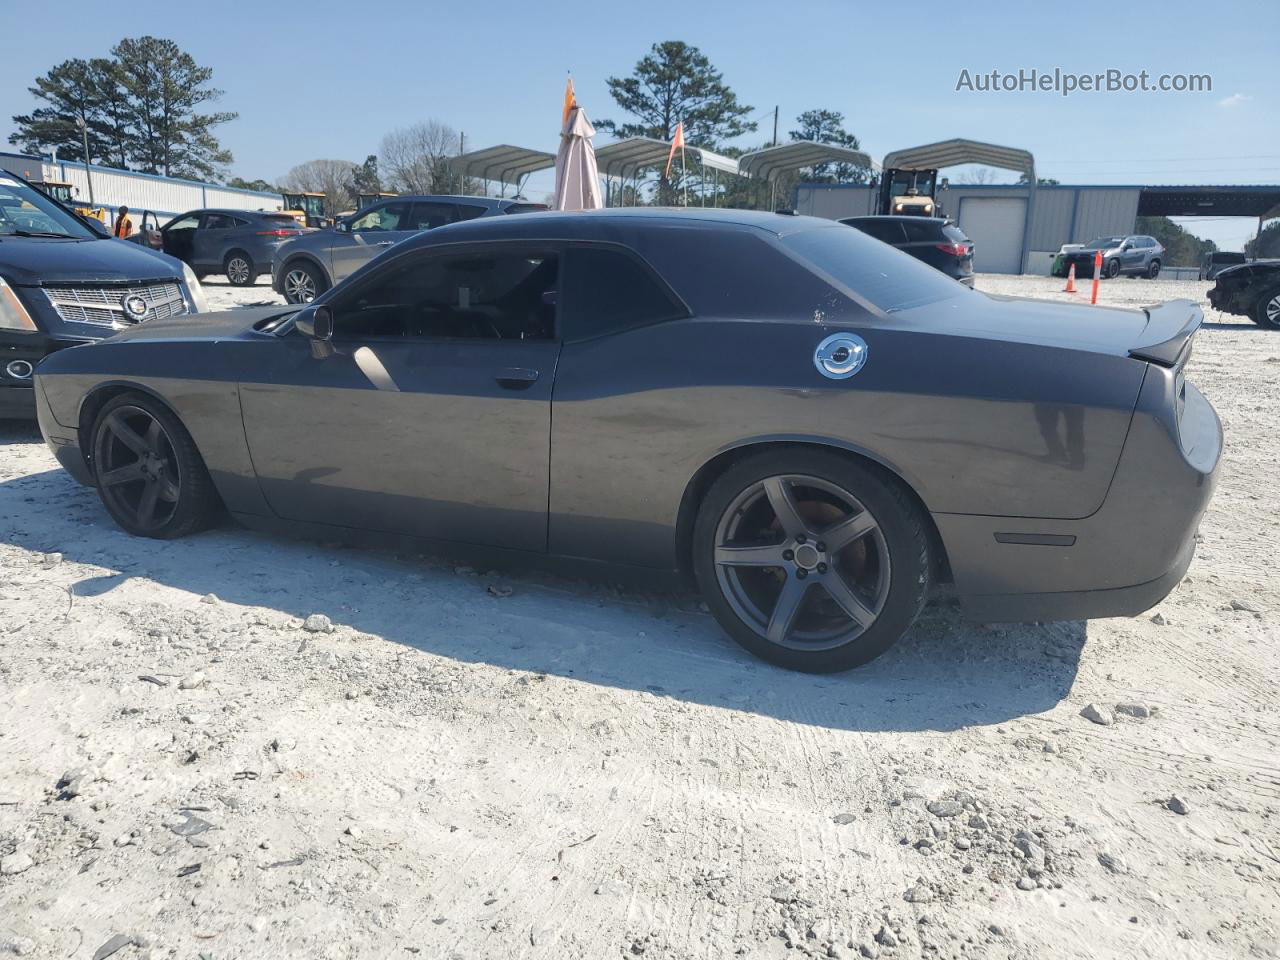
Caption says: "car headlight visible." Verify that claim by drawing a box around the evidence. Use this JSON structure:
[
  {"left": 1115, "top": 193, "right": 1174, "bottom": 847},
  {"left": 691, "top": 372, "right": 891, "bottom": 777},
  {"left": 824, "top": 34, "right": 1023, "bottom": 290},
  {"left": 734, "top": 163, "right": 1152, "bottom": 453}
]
[
  {"left": 0, "top": 276, "right": 37, "bottom": 331},
  {"left": 181, "top": 263, "right": 210, "bottom": 314}
]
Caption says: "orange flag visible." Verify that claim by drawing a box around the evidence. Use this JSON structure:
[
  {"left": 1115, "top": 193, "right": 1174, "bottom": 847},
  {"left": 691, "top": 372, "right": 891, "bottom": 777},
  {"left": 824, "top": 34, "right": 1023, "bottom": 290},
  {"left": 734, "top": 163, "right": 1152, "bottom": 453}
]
[
  {"left": 561, "top": 76, "right": 576, "bottom": 128},
  {"left": 665, "top": 121, "right": 685, "bottom": 178}
]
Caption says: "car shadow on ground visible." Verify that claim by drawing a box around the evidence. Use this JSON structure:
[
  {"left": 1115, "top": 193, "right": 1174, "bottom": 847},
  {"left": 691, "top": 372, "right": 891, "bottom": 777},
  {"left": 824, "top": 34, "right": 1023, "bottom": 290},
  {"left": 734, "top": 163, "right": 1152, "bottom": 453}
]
[{"left": 0, "top": 432, "right": 1085, "bottom": 734}]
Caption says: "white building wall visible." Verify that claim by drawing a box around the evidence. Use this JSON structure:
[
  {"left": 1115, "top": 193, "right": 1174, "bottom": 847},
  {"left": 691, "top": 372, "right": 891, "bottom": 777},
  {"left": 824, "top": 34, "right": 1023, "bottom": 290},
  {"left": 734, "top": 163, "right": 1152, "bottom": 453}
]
[{"left": 0, "top": 153, "right": 281, "bottom": 219}]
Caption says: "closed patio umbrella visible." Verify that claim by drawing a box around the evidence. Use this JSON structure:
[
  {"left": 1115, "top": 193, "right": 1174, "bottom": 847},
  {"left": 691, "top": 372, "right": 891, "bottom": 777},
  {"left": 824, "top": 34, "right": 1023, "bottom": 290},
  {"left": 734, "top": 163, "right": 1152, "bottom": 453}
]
[{"left": 552, "top": 105, "right": 603, "bottom": 211}]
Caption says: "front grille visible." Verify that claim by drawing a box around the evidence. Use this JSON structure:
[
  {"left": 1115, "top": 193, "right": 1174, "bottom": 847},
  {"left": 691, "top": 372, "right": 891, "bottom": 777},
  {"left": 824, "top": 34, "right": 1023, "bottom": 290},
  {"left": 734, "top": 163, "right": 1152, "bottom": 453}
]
[{"left": 42, "top": 281, "right": 188, "bottom": 329}]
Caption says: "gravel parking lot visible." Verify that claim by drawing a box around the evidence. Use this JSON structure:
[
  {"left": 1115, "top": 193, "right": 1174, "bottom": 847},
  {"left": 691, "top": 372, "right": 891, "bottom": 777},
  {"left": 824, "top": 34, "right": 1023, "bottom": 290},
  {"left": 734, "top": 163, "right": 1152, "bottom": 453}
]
[{"left": 1, "top": 273, "right": 1277, "bottom": 960}]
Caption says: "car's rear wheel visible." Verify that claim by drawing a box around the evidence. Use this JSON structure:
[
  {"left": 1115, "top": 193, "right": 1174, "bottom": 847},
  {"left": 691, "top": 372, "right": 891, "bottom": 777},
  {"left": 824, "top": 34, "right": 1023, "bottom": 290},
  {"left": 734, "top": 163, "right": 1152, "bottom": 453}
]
[
  {"left": 225, "top": 252, "right": 254, "bottom": 286},
  {"left": 282, "top": 262, "right": 324, "bottom": 304},
  {"left": 1105, "top": 258, "right": 1121, "bottom": 279},
  {"left": 693, "top": 450, "right": 930, "bottom": 672},
  {"left": 1146, "top": 259, "right": 1161, "bottom": 279},
  {"left": 1252, "top": 285, "right": 1280, "bottom": 330},
  {"left": 91, "top": 393, "right": 218, "bottom": 539}
]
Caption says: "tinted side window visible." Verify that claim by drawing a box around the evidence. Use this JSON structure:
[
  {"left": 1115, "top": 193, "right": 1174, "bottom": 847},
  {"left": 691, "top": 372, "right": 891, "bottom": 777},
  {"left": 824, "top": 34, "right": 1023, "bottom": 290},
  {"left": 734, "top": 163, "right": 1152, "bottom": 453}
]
[
  {"left": 332, "top": 249, "right": 558, "bottom": 341},
  {"left": 453, "top": 204, "right": 487, "bottom": 222},
  {"left": 901, "top": 220, "right": 944, "bottom": 243},
  {"left": 561, "top": 246, "right": 685, "bottom": 341},
  {"left": 203, "top": 214, "right": 236, "bottom": 229},
  {"left": 851, "top": 220, "right": 906, "bottom": 244},
  {"left": 405, "top": 202, "right": 458, "bottom": 231}
]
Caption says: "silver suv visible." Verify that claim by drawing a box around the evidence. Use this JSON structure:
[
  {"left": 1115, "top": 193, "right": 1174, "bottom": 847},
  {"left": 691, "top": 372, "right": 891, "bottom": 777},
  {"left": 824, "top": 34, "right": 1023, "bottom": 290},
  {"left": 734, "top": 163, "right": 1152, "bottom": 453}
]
[
  {"left": 1057, "top": 235, "right": 1166, "bottom": 279},
  {"left": 271, "top": 195, "right": 546, "bottom": 303}
]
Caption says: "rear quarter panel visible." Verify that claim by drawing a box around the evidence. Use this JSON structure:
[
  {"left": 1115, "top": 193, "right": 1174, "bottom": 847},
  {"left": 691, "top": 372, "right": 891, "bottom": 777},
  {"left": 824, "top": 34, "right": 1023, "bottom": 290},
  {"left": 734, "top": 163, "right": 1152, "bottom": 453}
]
[{"left": 549, "top": 316, "right": 1144, "bottom": 569}]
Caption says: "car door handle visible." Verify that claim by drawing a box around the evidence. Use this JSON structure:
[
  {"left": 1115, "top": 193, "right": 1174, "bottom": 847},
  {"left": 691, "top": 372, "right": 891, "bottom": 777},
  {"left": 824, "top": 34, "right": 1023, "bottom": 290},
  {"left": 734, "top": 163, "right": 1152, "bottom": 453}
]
[
  {"left": 495, "top": 367, "right": 540, "bottom": 389},
  {"left": 373, "top": 240, "right": 395, "bottom": 246}
]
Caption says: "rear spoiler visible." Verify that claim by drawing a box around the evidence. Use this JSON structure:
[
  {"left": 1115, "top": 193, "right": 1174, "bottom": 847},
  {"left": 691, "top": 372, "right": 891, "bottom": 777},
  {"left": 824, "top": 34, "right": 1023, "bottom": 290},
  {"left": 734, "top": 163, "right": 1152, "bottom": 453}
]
[{"left": 1129, "top": 299, "right": 1202, "bottom": 367}]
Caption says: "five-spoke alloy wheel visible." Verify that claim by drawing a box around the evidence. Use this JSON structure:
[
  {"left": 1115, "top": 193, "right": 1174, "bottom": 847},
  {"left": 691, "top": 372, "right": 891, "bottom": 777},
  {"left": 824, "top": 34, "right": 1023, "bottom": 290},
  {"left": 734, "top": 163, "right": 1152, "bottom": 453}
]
[
  {"left": 694, "top": 451, "right": 930, "bottom": 672},
  {"left": 91, "top": 393, "right": 218, "bottom": 538}
]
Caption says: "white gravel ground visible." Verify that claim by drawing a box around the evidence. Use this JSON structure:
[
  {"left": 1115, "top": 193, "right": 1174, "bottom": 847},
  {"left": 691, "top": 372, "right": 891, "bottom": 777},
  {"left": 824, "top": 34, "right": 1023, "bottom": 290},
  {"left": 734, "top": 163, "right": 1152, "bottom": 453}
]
[{"left": 1, "top": 272, "right": 1277, "bottom": 960}]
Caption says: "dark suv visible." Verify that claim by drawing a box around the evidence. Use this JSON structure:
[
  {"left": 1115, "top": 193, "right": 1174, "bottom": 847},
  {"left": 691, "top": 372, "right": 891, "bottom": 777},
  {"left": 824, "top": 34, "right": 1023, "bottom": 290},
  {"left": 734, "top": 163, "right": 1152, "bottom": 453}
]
[
  {"left": 839, "top": 215, "right": 975, "bottom": 286},
  {"left": 129, "top": 208, "right": 307, "bottom": 286},
  {"left": 0, "top": 173, "right": 205, "bottom": 418},
  {"left": 272, "top": 195, "right": 547, "bottom": 303}
]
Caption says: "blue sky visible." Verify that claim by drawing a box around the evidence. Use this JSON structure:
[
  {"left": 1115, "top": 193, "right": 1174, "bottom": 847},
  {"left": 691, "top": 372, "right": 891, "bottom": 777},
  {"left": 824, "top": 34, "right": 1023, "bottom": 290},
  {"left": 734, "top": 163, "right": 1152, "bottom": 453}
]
[{"left": 2, "top": 0, "right": 1276, "bottom": 248}]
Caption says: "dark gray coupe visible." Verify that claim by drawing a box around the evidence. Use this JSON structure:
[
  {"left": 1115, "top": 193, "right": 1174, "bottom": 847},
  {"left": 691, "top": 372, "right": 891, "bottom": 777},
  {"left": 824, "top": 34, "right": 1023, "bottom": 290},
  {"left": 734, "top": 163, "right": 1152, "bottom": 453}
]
[{"left": 34, "top": 209, "right": 1221, "bottom": 672}]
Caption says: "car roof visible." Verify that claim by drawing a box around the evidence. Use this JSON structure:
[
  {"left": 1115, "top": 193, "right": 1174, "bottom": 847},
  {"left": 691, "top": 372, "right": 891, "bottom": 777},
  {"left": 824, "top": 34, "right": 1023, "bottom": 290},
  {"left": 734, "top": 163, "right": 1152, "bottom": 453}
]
[
  {"left": 371, "top": 195, "right": 517, "bottom": 207},
  {"left": 404, "top": 207, "right": 838, "bottom": 247},
  {"left": 841, "top": 215, "right": 952, "bottom": 224}
]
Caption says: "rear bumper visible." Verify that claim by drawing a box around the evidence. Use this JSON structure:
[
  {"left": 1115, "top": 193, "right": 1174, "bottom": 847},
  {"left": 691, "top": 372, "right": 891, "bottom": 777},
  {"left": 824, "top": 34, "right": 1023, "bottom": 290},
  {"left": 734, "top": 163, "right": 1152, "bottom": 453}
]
[{"left": 936, "top": 366, "right": 1221, "bottom": 623}]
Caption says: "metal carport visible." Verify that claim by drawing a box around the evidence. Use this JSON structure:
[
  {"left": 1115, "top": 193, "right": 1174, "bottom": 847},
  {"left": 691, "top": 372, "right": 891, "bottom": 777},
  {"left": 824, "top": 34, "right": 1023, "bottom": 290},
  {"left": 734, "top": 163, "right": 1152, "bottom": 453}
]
[
  {"left": 880, "top": 139, "right": 1037, "bottom": 273},
  {"left": 449, "top": 145, "right": 557, "bottom": 197},
  {"left": 594, "top": 137, "right": 740, "bottom": 206},
  {"left": 738, "top": 142, "right": 877, "bottom": 209}
]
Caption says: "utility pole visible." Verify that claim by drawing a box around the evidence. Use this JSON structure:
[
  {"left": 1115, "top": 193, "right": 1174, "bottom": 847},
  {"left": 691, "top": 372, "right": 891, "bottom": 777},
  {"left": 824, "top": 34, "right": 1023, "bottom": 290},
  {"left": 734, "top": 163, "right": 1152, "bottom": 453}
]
[
  {"left": 458, "top": 131, "right": 466, "bottom": 193},
  {"left": 772, "top": 106, "right": 779, "bottom": 147},
  {"left": 75, "top": 116, "right": 95, "bottom": 205}
]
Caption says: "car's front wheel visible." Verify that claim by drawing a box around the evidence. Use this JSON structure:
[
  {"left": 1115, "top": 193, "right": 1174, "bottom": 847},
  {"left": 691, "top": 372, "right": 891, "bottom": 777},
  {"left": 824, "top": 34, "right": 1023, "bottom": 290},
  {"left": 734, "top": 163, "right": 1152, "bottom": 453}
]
[
  {"left": 1252, "top": 285, "right": 1280, "bottom": 330},
  {"left": 693, "top": 450, "right": 930, "bottom": 672},
  {"left": 282, "top": 262, "right": 324, "bottom": 304},
  {"left": 90, "top": 393, "right": 219, "bottom": 539}
]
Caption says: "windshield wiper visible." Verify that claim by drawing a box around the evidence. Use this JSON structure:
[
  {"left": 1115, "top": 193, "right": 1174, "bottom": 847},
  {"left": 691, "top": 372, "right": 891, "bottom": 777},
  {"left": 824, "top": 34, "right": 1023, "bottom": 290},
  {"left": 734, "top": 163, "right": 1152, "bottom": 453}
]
[{"left": 7, "top": 229, "right": 78, "bottom": 239}]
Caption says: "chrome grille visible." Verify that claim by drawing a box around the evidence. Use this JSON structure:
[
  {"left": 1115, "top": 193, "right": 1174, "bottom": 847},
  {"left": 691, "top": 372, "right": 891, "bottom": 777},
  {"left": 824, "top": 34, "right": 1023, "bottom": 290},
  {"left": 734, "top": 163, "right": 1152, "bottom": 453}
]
[{"left": 42, "top": 281, "right": 188, "bottom": 328}]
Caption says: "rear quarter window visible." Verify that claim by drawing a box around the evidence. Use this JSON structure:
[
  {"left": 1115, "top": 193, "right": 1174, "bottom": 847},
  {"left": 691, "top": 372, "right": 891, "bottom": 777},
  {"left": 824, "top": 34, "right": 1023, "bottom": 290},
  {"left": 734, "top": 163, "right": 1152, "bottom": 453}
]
[
  {"left": 560, "top": 246, "right": 686, "bottom": 341},
  {"left": 902, "top": 220, "right": 946, "bottom": 242},
  {"left": 782, "top": 225, "right": 967, "bottom": 313}
]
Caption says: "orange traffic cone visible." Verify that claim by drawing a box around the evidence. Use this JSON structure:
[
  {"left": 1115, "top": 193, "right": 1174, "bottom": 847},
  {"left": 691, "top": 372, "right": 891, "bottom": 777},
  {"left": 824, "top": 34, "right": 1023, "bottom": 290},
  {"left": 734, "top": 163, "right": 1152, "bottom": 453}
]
[{"left": 1064, "top": 263, "right": 1077, "bottom": 293}]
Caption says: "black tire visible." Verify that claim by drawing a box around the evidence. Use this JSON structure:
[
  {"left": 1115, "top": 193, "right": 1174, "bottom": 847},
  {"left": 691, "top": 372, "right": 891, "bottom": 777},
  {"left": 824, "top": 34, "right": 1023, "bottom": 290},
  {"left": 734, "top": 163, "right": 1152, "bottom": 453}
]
[
  {"left": 281, "top": 260, "right": 325, "bottom": 304},
  {"left": 1251, "top": 285, "right": 1280, "bottom": 330},
  {"left": 1105, "top": 258, "right": 1121, "bottom": 279},
  {"left": 693, "top": 450, "right": 930, "bottom": 673},
  {"left": 90, "top": 392, "right": 219, "bottom": 539},
  {"left": 224, "top": 251, "right": 255, "bottom": 286},
  {"left": 1146, "top": 259, "right": 1161, "bottom": 279}
]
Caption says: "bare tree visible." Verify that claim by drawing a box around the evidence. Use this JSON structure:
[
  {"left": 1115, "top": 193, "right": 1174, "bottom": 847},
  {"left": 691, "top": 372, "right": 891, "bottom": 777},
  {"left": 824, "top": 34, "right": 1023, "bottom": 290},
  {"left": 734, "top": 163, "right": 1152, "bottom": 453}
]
[
  {"left": 279, "top": 158, "right": 358, "bottom": 215},
  {"left": 379, "top": 121, "right": 462, "bottom": 194},
  {"left": 953, "top": 166, "right": 1001, "bottom": 185}
]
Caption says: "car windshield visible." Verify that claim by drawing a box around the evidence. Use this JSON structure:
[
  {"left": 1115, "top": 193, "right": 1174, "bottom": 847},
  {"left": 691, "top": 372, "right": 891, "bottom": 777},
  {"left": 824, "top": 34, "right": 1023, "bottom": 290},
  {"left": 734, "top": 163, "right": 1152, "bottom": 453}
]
[
  {"left": 1083, "top": 237, "right": 1124, "bottom": 250},
  {"left": 0, "top": 175, "right": 95, "bottom": 239},
  {"left": 783, "top": 224, "right": 967, "bottom": 313}
]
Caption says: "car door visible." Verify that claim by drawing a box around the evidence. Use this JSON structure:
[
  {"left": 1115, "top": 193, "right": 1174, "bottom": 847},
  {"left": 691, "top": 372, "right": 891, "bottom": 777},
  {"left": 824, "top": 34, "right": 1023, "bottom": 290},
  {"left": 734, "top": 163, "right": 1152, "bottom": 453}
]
[
  {"left": 237, "top": 242, "right": 562, "bottom": 552},
  {"left": 160, "top": 212, "right": 202, "bottom": 265},
  {"left": 329, "top": 201, "right": 417, "bottom": 283},
  {"left": 194, "top": 212, "right": 236, "bottom": 271}
]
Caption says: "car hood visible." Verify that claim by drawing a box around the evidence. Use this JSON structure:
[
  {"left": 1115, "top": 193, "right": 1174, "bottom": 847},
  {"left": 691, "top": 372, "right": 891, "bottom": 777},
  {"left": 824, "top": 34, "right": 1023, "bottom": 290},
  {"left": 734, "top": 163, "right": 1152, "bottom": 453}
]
[
  {"left": 0, "top": 236, "right": 185, "bottom": 285},
  {"left": 1215, "top": 259, "right": 1280, "bottom": 280},
  {"left": 107, "top": 305, "right": 295, "bottom": 343},
  {"left": 895, "top": 291, "right": 1152, "bottom": 358}
]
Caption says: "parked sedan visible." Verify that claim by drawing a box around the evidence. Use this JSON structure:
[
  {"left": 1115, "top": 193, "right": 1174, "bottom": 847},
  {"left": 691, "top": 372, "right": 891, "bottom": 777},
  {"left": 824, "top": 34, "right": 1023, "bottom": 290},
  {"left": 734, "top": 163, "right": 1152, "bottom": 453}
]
[
  {"left": 129, "top": 208, "right": 307, "bottom": 286},
  {"left": 1207, "top": 259, "right": 1280, "bottom": 329},
  {"left": 840, "top": 215, "right": 974, "bottom": 286},
  {"left": 35, "top": 209, "right": 1220, "bottom": 673},
  {"left": 272, "top": 195, "right": 547, "bottom": 303}
]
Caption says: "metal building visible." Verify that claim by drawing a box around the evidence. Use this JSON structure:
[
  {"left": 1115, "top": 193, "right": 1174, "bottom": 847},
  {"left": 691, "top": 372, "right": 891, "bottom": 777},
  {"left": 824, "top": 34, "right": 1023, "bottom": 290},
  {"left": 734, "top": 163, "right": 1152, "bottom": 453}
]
[{"left": 0, "top": 152, "right": 283, "bottom": 219}]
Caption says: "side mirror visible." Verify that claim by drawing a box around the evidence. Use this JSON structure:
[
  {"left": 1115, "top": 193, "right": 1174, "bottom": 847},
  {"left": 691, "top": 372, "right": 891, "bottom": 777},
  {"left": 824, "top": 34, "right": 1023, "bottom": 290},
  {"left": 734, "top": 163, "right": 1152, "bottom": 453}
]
[
  {"left": 81, "top": 216, "right": 110, "bottom": 238},
  {"left": 295, "top": 304, "right": 333, "bottom": 340}
]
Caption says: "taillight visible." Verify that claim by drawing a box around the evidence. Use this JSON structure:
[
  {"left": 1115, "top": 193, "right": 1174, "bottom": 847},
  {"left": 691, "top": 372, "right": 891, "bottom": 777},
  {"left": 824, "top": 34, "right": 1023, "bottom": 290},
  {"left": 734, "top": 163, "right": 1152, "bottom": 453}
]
[
  {"left": 256, "top": 229, "right": 300, "bottom": 237},
  {"left": 936, "top": 242, "right": 969, "bottom": 257}
]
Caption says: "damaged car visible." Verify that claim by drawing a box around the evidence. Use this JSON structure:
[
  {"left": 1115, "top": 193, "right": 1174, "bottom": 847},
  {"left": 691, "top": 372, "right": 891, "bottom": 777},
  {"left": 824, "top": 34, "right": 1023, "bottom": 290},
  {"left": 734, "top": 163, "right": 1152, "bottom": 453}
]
[{"left": 1207, "top": 259, "right": 1280, "bottom": 329}]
